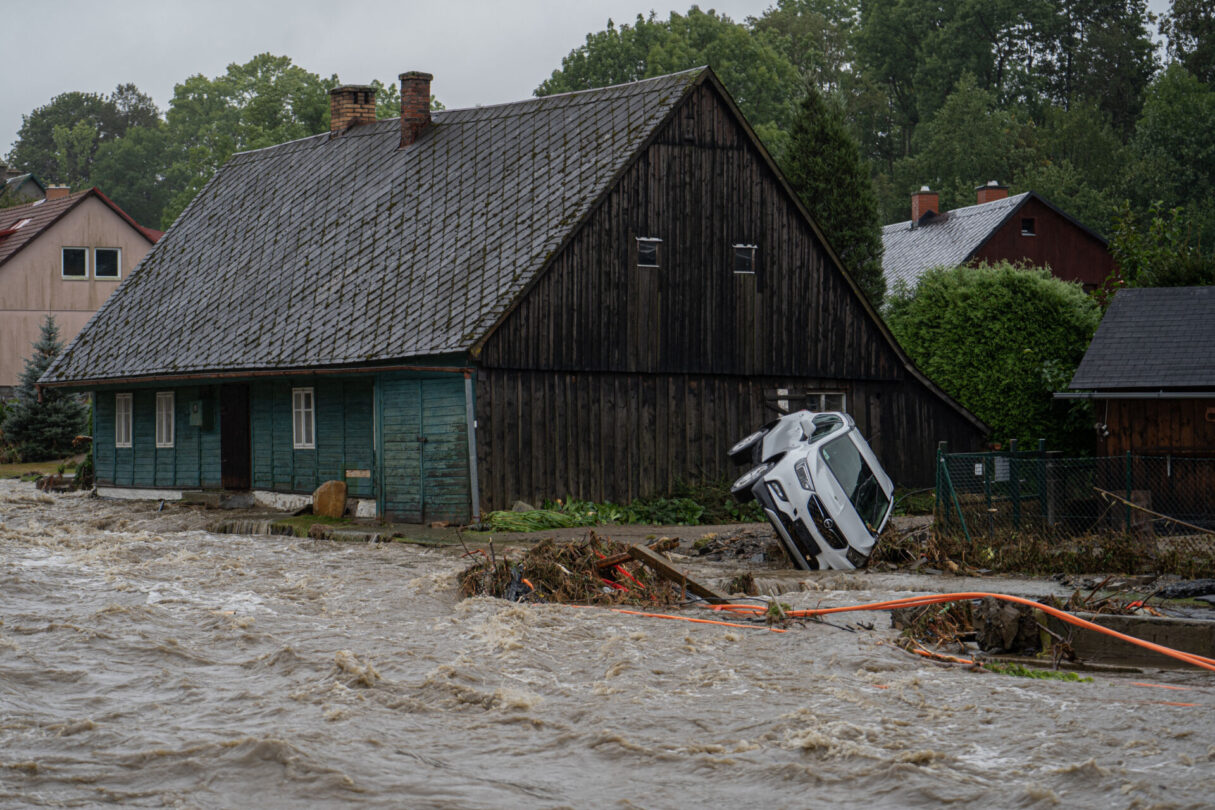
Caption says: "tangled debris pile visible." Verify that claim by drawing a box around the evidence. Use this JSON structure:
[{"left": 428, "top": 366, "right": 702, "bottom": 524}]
[
  {"left": 692, "top": 527, "right": 787, "bottom": 564},
  {"left": 458, "top": 534, "right": 692, "bottom": 606}
]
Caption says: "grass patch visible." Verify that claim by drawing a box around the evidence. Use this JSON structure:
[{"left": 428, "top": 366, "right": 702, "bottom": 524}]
[
  {"left": 271, "top": 514, "right": 354, "bottom": 538},
  {"left": 482, "top": 479, "right": 765, "bottom": 532},
  {"left": 0, "top": 458, "right": 79, "bottom": 479},
  {"left": 984, "top": 662, "right": 1093, "bottom": 682},
  {"left": 893, "top": 487, "right": 935, "bottom": 516}
]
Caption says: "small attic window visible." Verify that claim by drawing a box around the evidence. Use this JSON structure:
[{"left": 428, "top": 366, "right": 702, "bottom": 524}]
[
  {"left": 733, "top": 244, "right": 757, "bottom": 274},
  {"left": 62, "top": 247, "right": 87, "bottom": 278},
  {"left": 1021, "top": 217, "right": 1036, "bottom": 236},
  {"left": 637, "top": 237, "right": 661, "bottom": 268},
  {"left": 12, "top": 218, "right": 30, "bottom": 229}
]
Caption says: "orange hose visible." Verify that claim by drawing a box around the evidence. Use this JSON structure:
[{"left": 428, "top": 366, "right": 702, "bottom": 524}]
[{"left": 711, "top": 592, "right": 1215, "bottom": 672}]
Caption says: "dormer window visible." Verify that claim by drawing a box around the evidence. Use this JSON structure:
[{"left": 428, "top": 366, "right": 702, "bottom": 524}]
[
  {"left": 1021, "top": 217, "right": 1036, "bottom": 236},
  {"left": 733, "top": 244, "right": 757, "bottom": 274},
  {"left": 636, "top": 237, "right": 661, "bottom": 268}
]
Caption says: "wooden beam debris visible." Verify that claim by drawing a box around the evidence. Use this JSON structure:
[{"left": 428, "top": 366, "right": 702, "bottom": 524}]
[{"left": 626, "top": 544, "right": 729, "bottom": 604}]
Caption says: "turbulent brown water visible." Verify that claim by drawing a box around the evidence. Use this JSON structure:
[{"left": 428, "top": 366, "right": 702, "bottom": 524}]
[{"left": 2, "top": 480, "right": 1213, "bottom": 809}]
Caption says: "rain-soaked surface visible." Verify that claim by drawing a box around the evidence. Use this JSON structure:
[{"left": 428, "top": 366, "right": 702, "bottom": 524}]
[{"left": 2, "top": 479, "right": 1213, "bottom": 809}]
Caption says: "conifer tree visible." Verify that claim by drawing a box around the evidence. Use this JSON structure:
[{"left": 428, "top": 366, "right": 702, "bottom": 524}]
[
  {"left": 1, "top": 316, "right": 87, "bottom": 461},
  {"left": 782, "top": 83, "right": 885, "bottom": 306}
]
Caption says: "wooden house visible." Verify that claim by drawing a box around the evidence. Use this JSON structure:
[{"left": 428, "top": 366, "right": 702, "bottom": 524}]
[
  {"left": 883, "top": 183, "right": 1116, "bottom": 292},
  {"left": 41, "top": 68, "right": 985, "bottom": 523},
  {"left": 1066, "top": 286, "right": 1215, "bottom": 456},
  {"left": 0, "top": 187, "right": 159, "bottom": 398}
]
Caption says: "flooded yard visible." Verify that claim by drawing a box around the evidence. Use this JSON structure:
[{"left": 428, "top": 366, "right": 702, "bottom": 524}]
[{"left": 1, "top": 480, "right": 1212, "bottom": 808}]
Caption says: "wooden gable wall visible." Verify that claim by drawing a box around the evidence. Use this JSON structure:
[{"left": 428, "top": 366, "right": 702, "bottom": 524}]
[
  {"left": 970, "top": 197, "right": 1114, "bottom": 289},
  {"left": 479, "top": 80, "right": 902, "bottom": 381},
  {"left": 473, "top": 80, "right": 983, "bottom": 507}
]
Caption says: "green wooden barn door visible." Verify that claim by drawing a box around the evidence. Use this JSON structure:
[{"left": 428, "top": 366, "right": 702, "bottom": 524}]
[
  {"left": 379, "top": 376, "right": 470, "bottom": 524},
  {"left": 419, "top": 378, "right": 471, "bottom": 523},
  {"left": 381, "top": 379, "right": 424, "bottom": 522}
]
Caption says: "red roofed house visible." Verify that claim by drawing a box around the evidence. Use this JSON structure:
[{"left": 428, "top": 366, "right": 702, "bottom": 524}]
[{"left": 0, "top": 186, "right": 160, "bottom": 397}]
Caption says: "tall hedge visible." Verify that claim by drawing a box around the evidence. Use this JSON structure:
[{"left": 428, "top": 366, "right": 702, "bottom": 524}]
[{"left": 885, "top": 262, "right": 1100, "bottom": 452}]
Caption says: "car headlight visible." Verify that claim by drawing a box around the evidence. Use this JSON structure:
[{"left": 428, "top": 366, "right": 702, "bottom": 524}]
[
  {"left": 794, "top": 459, "right": 813, "bottom": 490},
  {"left": 767, "top": 480, "right": 788, "bottom": 502}
]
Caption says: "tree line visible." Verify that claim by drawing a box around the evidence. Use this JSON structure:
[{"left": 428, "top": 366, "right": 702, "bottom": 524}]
[{"left": 3, "top": 54, "right": 412, "bottom": 230}]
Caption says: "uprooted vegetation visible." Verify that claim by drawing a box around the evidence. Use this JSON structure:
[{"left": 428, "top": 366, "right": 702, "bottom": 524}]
[{"left": 458, "top": 534, "right": 688, "bottom": 606}]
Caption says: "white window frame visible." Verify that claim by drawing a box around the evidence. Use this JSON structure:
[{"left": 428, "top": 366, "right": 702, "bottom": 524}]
[
  {"left": 292, "top": 387, "right": 315, "bottom": 450},
  {"left": 114, "top": 393, "right": 133, "bottom": 448},
  {"left": 733, "top": 243, "right": 758, "bottom": 274},
  {"left": 773, "top": 389, "right": 847, "bottom": 414},
  {"left": 61, "top": 246, "right": 89, "bottom": 279},
  {"left": 636, "top": 236, "right": 662, "bottom": 268},
  {"left": 94, "top": 247, "right": 122, "bottom": 279},
  {"left": 155, "top": 391, "right": 175, "bottom": 448}
]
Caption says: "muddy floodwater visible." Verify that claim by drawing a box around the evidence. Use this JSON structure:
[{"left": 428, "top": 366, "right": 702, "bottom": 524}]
[{"left": 2, "top": 481, "right": 1212, "bottom": 809}]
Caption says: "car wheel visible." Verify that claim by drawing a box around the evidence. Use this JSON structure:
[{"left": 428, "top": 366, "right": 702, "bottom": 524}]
[
  {"left": 728, "top": 428, "right": 768, "bottom": 464},
  {"left": 730, "top": 462, "right": 772, "bottom": 503}
]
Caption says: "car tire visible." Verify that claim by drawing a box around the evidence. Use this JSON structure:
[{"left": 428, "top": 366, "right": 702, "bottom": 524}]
[
  {"left": 728, "top": 428, "right": 768, "bottom": 464},
  {"left": 730, "top": 462, "right": 772, "bottom": 503}
]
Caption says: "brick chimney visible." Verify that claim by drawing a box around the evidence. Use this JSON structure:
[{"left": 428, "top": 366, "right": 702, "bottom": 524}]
[
  {"left": 45, "top": 185, "right": 71, "bottom": 201},
  {"left": 976, "top": 180, "right": 1009, "bottom": 204},
  {"left": 329, "top": 85, "right": 378, "bottom": 133},
  {"left": 399, "top": 71, "right": 433, "bottom": 147},
  {"left": 911, "top": 186, "right": 938, "bottom": 221}
]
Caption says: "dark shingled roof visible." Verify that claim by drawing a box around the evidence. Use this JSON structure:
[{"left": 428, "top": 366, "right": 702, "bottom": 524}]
[
  {"left": 881, "top": 193, "right": 1031, "bottom": 289},
  {"left": 43, "top": 69, "right": 704, "bottom": 384},
  {"left": 1069, "top": 286, "right": 1215, "bottom": 390}
]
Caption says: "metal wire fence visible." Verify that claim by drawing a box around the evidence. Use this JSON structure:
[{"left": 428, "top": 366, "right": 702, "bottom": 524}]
[{"left": 935, "top": 443, "right": 1215, "bottom": 577}]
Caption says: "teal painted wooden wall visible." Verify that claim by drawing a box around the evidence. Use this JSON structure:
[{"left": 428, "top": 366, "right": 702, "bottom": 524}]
[
  {"left": 249, "top": 378, "right": 375, "bottom": 498},
  {"left": 379, "top": 374, "right": 470, "bottom": 523},
  {"left": 93, "top": 387, "right": 221, "bottom": 488},
  {"left": 91, "top": 372, "right": 472, "bottom": 523}
]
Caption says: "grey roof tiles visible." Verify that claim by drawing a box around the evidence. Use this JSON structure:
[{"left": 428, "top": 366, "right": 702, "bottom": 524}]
[
  {"left": 44, "top": 70, "right": 703, "bottom": 384},
  {"left": 1069, "top": 286, "right": 1215, "bottom": 390},
  {"left": 881, "top": 193, "right": 1031, "bottom": 290}
]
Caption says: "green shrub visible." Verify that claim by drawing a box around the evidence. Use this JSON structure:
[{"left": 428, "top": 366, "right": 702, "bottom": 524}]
[{"left": 885, "top": 262, "right": 1100, "bottom": 453}]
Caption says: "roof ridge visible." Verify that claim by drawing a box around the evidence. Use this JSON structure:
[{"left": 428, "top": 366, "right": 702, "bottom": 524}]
[{"left": 229, "top": 69, "right": 706, "bottom": 161}]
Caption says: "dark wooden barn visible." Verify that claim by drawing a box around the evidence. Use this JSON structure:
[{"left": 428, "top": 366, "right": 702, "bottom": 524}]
[{"left": 42, "top": 68, "right": 985, "bottom": 523}]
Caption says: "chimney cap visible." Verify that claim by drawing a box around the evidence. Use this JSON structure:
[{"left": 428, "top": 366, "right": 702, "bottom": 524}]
[
  {"left": 330, "top": 84, "right": 377, "bottom": 95},
  {"left": 975, "top": 180, "right": 1006, "bottom": 190},
  {"left": 918, "top": 185, "right": 931, "bottom": 192},
  {"left": 399, "top": 71, "right": 434, "bottom": 82}
]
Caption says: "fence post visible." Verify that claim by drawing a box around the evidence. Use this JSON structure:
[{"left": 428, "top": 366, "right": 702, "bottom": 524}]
[
  {"left": 984, "top": 450, "right": 993, "bottom": 536},
  {"left": 1125, "top": 450, "right": 1133, "bottom": 534},
  {"left": 1010, "top": 439, "right": 1020, "bottom": 530},
  {"left": 936, "top": 441, "right": 947, "bottom": 527}
]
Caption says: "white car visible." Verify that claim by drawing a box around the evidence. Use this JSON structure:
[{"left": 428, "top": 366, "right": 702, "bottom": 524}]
[{"left": 729, "top": 411, "right": 895, "bottom": 571}]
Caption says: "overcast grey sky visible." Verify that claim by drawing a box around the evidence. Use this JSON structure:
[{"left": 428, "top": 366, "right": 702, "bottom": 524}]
[
  {"left": 4, "top": 0, "right": 1171, "bottom": 159},
  {"left": 2, "top": 0, "right": 770, "bottom": 156}
]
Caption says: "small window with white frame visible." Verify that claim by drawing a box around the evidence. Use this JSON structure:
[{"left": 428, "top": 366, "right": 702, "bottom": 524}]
[
  {"left": 767, "top": 388, "right": 847, "bottom": 415},
  {"left": 62, "top": 247, "right": 88, "bottom": 278},
  {"left": 155, "top": 392, "right": 174, "bottom": 448},
  {"left": 115, "top": 393, "right": 133, "bottom": 448},
  {"left": 636, "top": 237, "right": 661, "bottom": 268},
  {"left": 94, "top": 247, "right": 121, "bottom": 279},
  {"left": 292, "top": 387, "right": 315, "bottom": 449},
  {"left": 733, "top": 243, "right": 757, "bottom": 274}
]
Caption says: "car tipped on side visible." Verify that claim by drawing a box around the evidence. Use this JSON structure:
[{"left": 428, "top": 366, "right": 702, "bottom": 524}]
[{"left": 729, "top": 411, "right": 894, "bottom": 571}]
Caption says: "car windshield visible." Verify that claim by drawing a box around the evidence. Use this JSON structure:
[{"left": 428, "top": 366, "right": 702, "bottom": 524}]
[{"left": 820, "top": 434, "right": 890, "bottom": 529}]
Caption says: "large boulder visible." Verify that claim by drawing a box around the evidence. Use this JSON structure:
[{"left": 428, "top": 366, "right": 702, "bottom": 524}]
[{"left": 313, "top": 480, "right": 348, "bottom": 518}]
